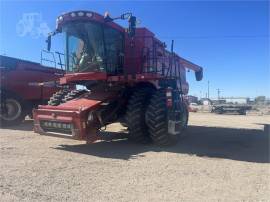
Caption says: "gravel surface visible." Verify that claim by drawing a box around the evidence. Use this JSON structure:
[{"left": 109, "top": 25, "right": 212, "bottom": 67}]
[{"left": 1, "top": 113, "right": 270, "bottom": 201}]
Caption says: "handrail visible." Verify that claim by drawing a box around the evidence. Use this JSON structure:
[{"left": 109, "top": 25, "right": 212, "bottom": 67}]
[
  {"left": 41, "top": 50, "right": 56, "bottom": 68},
  {"left": 41, "top": 50, "right": 66, "bottom": 70}
]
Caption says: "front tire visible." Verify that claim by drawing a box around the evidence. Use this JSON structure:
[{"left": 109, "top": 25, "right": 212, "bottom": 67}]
[{"left": 126, "top": 88, "right": 153, "bottom": 143}]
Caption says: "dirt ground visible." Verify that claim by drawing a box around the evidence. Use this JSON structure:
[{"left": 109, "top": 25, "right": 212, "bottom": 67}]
[{"left": 1, "top": 113, "right": 269, "bottom": 202}]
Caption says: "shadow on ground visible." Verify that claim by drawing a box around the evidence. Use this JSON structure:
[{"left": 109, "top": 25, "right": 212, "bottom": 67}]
[
  {"left": 0, "top": 119, "right": 33, "bottom": 131},
  {"left": 55, "top": 125, "right": 270, "bottom": 163}
]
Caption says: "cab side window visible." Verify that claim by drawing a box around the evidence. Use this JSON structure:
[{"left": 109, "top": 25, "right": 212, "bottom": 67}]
[{"left": 104, "top": 27, "right": 124, "bottom": 74}]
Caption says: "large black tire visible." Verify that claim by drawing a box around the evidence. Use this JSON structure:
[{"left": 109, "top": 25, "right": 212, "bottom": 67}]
[
  {"left": 180, "top": 104, "right": 189, "bottom": 133},
  {"left": 146, "top": 90, "right": 189, "bottom": 146},
  {"left": 126, "top": 88, "right": 154, "bottom": 143},
  {"left": 48, "top": 89, "right": 69, "bottom": 106},
  {"left": 62, "top": 89, "right": 87, "bottom": 103},
  {"left": 0, "top": 93, "right": 26, "bottom": 126}
]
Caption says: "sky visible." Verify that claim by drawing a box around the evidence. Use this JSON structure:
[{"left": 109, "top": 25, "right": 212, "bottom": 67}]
[{"left": 0, "top": 0, "right": 269, "bottom": 98}]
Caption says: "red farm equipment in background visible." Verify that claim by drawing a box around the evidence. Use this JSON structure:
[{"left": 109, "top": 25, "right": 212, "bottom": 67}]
[
  {"left": 33, "top": 10, "right": 203, "bottom": 146},
  {"left": 0, "top": 55, "right": 65, "bottom": 126}
]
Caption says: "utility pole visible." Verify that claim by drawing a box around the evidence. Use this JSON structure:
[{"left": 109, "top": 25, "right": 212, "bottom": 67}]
[
  {"left": 217, "top": 88, "right": 221, "bottom": 100},
  {"left": 207, "top": 80, "right": 210, "bottom": 99}
]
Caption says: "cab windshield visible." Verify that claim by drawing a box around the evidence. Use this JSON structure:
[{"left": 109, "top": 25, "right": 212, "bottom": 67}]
[{"left": 63, "top": 22, "right": 124, "bottom": 74}]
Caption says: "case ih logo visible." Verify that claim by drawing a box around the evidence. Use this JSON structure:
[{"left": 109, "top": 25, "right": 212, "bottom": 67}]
[{"left": 16, "top": 13, "right": 51, "bottom": 38}]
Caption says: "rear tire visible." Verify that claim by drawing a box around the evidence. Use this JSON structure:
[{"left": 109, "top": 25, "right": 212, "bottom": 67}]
[
  {"left": 126, "top": 88, "right": 154, "bottom": 143},
  {"left": 0, "top": 94, "right": 26, "bottom": 126},
  {"left": 146, "top": 90, "right": 189, "bottom": 146}
]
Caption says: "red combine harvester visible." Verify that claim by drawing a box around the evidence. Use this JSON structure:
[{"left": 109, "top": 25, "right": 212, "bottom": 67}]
[
  {"left": 0, "top": 55, "right": 64, "bottom": 126},
  {"left": 33, "top": 11, "right": 203, "bottom": 145}
]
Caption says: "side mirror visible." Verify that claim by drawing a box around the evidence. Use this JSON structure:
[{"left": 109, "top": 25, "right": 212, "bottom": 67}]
[
  {"left": 128, "top": 16, "right": 136, "bottom": 37},
  {"left": 104, "top": 12, "right": 113, "bottom": 22},
  {"left": 46, "top": 35, "right": 51, "bottom": 51},
  {"left": 195, "top": 69, "right": 203, "bottom": 81}
]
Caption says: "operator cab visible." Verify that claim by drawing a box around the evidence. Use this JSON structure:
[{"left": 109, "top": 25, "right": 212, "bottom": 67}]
[
  {"left": 64, "top": 22, "right": 124, "bottom": 74},
  {"left": 47, "top": 11, "right": 127, "bottom": 75}
]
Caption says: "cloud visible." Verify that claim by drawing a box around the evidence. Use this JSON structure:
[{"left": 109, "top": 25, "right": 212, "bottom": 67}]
[{"left": 16, "top": 12, "right": 51, "bottom": 38}]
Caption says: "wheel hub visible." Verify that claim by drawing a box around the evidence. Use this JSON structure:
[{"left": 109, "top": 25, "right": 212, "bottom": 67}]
[{"left": 0, "top": 99, "right": 22, "bottom": 121}]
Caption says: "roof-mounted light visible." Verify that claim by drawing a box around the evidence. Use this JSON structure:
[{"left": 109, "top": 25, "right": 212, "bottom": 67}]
[
  {"left": 58, "top": 16, "right": 63, "bottom": 21},
  {"left": 70, "top": 12, "right": 76, "bottom": 17},
  {"left": 86, "top": 12, "right": 93, "bottom": 17},
  {"left": 77, "top": 11, "right": 84, "bottom": 17}
]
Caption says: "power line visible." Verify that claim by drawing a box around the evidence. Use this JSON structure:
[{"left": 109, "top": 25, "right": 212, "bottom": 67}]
[{"left": 157, "top": 35, "right": 269, "bottom": 39}]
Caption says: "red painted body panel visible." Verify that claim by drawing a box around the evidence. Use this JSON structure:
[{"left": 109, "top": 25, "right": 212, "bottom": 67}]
[
  {"left": 33, "top": 10, "right": 203, "bottom": 141},
  {"left": 60, "top": 72, "right": 107, "bottom": 84},
  {"left": 39, "top": 90, "right": 117, "bottom": 111},
  {"left": 56, "top": 11, "right": 202, "bottom": 94},
  {"left": 0, "top": 55, "right": 63, "bottom": 101},
  {"left": 34, "top": 108, "right": 86, "bottom": 140},
  {"left": 34, "top": 89, "right": 120, "bottom": 141},
  {"left": 56, "top": 11, "right": 124, "bottom": 33}
]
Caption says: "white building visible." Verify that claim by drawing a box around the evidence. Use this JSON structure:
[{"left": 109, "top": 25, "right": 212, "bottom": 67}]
[{"left": 223, "top": 97, "right": 249, "bottom": 104}]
